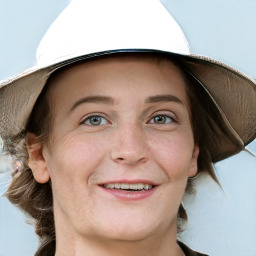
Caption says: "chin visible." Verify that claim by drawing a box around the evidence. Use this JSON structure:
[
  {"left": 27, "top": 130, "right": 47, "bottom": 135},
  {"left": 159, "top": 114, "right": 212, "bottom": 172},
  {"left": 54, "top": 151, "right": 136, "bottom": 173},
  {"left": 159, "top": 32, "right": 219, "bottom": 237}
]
[
  {"left": 100, "top": 226, "right": 156, "bottom": 242},
  {"left": 90, "top": 214, "right": 163, "bottom": 242}
]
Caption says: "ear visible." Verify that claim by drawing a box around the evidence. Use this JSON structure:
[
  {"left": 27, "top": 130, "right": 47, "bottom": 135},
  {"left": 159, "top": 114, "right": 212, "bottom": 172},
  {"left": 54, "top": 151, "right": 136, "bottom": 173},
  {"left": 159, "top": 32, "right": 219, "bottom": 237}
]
[
  {"left": 27, "top": 133, "right": 50, "bottom": 184},
  {"left": 188, "top": 145, "right": 199, "bottom": 178}
]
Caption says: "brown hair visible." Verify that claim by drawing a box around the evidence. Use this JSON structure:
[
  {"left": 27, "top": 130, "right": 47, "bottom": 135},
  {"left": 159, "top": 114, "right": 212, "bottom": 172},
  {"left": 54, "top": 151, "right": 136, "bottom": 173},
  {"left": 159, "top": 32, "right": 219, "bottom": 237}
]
[
  {"left": 4, "top": 54, "right": 219, "bottom": 255},
  {"left": 4, "top": 84, "right": 55, "bottom": 255}
]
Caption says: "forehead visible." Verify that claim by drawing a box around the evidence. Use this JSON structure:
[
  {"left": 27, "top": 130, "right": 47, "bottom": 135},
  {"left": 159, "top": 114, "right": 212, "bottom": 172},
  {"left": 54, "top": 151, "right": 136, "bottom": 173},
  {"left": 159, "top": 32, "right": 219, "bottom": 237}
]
[{"left": 46, "top": 54, "right": 188, "bottom": 107}]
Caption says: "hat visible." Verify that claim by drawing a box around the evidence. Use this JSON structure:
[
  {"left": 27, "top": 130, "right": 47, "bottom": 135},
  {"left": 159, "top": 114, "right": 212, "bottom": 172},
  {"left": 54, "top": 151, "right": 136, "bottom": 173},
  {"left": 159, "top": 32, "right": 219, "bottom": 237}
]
[{"left": 0, "top": 0, "right": 255, "bottom": 162}]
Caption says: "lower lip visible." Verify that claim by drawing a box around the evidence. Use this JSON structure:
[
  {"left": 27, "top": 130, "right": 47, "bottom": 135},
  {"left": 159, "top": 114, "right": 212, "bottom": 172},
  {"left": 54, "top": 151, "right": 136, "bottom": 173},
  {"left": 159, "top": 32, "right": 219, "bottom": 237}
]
[{"left": 99, "top": 186, "right": 157, "bottom": 201}]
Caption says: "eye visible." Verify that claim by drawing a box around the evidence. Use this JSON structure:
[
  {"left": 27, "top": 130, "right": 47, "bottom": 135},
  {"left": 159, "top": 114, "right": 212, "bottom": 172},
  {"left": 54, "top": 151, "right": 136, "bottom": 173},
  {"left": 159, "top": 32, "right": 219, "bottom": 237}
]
[
  {"left": 83, "top": 116, "right": 108, "bottom": 126},
  {"left": 149, "top": 115, "right": 174, "bottom": 124}
]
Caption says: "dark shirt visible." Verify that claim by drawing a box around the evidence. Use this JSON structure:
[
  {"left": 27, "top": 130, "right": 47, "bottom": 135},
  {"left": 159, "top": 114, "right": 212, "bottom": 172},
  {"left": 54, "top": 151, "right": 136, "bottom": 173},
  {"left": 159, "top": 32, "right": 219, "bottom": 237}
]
[{"left": 178, "top": 241, "right": 209, "bottom": 256}]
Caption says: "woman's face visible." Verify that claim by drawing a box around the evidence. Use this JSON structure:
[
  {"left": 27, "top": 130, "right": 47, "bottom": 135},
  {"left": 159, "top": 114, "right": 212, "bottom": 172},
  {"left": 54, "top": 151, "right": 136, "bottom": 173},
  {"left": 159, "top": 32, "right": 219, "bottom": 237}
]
[{"left": 30, "top": 55, "right": 199, "bottom": 242}]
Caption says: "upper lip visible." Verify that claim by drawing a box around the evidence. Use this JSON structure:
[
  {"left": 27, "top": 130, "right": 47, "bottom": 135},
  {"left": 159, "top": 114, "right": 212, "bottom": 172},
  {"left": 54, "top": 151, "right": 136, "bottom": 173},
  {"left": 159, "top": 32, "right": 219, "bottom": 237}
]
[{"left": 98, "top": 179, "right": 159, "bottom": 186}]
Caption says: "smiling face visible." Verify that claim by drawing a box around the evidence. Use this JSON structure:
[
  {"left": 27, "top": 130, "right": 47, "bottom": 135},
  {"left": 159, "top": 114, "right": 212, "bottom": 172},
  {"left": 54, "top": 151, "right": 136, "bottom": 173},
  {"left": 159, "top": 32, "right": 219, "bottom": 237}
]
[{"left": 29, "top": 54, "right": 199, "bottom": 249}]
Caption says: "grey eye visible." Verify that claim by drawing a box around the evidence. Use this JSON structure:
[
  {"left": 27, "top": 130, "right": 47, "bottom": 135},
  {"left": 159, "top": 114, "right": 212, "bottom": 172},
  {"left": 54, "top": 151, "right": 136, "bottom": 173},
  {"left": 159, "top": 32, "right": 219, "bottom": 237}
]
[
  {"left": 150, "top": 115, "right": 173, "bottom": 124},
  {"left": 84, "top": 116, "right": 107, "bottom": 126}
]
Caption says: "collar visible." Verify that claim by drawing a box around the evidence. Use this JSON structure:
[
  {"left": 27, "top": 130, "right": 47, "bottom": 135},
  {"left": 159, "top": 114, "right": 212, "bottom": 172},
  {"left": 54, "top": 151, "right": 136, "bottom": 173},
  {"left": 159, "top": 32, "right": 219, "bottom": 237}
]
[{"left": 178, "top": 241, "right": 209, "bottom": 256}]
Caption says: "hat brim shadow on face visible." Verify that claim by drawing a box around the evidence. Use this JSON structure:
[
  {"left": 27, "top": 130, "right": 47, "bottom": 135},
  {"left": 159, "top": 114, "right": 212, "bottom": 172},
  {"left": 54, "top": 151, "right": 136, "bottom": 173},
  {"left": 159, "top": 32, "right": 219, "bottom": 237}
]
[{"left": 0, "top": 48, "right": 256, "bottom": 163}]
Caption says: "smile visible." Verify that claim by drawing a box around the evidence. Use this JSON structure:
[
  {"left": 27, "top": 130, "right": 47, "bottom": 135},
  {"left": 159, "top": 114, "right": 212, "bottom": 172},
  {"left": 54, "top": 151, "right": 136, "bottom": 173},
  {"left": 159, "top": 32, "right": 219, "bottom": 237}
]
[
  {"left": 99, "top": 181, "right": 157, "bottom": 201},
  {"left": 103, "top": 183, "right": 154, "bottom": 191}
]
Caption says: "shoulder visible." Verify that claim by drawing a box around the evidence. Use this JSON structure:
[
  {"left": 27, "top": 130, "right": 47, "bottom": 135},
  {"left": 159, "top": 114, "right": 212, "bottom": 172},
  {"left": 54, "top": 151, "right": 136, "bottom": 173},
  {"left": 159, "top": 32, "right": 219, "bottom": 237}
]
[{"left": 178, "top": 241, "right": 209, "bottom": 256}]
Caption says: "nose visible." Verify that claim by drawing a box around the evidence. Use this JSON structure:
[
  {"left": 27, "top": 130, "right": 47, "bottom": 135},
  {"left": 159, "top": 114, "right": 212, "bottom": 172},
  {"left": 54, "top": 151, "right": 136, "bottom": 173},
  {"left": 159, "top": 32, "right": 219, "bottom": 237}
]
[{"left": 110, "top": 124, "right": 148, "bottom": 166}]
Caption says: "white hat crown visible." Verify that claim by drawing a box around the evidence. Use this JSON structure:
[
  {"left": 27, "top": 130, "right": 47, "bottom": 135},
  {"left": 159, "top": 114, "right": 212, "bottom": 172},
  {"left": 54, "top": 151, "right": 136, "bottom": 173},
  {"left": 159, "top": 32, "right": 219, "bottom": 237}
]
[{"left": 36, "top": 0, "right": 190, "bottom": 67}]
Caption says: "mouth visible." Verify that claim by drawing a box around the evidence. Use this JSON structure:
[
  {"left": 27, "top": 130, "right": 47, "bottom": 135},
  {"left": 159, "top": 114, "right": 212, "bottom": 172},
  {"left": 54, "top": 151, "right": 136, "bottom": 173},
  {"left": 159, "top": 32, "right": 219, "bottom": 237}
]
[
  {"left": 98, "top": 180, "right": 158, "bottom": 200},
  {"left": 101, "top": 183, "right": 155, "bottom": 191}
]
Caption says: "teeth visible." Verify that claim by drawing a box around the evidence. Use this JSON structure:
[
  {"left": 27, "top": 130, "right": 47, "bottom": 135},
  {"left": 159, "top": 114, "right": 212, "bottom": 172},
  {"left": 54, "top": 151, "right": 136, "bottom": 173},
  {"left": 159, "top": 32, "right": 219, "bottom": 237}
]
[
  {"left": 130, "top": 184, "right": 138, "bottom": 190},
  {"left": 103, "top": 183, "right": 153, "bottom": 191},
  {"left": 107, "top": 184, "right": 115, "bottom": 189},
  {"left": 115, "top": 183, "right": 121, "bottom": 189},
  {"left": 121, "top": 184, "right": 129, "bottom": 189}
]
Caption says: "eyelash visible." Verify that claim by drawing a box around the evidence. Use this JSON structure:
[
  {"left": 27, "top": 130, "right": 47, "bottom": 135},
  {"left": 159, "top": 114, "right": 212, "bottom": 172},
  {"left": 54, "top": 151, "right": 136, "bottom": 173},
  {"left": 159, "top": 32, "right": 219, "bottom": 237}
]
[{"left": 82, "top": 114, "right": 176, "bottom": 126}]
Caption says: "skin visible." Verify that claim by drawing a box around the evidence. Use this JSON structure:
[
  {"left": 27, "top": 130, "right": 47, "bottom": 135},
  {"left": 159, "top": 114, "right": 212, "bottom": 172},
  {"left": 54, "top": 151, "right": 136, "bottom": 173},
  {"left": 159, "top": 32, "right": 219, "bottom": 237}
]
[{"left": 28, "top": 54, "right": 199, "bottom": 256}]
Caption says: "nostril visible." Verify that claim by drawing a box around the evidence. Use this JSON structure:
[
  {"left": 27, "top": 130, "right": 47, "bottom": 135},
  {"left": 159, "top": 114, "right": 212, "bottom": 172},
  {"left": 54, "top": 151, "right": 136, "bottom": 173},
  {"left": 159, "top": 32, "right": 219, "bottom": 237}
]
[{"left": 115, "top": 156, "right": 147, "bottom": 165}]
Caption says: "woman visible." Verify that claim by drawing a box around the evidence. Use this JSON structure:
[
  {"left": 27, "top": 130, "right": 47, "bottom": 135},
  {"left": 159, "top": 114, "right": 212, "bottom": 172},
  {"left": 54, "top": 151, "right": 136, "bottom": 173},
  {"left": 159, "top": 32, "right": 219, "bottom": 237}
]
[{"left": 1, "top": 0, "right": 256, "bottom": 255}]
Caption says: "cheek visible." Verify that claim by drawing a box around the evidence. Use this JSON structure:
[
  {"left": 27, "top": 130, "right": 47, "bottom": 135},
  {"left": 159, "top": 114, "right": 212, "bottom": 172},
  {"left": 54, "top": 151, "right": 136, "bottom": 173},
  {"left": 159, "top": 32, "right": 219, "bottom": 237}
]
[
  {"left": 149, "top": 132, "right": 194, "bottom": 179},
  {"left": 45, "top": 133, "right": 110, "bottom": 220},
  {"left": 47, "top": 132, "right": 109, "bottom": 184}
]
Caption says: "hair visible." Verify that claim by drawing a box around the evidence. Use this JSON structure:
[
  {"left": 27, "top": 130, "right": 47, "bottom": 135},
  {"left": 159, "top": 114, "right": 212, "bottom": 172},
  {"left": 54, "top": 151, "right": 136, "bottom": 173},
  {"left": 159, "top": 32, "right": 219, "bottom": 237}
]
[{"left": 4, "top": 54, "right": 220, "bottom": 256}]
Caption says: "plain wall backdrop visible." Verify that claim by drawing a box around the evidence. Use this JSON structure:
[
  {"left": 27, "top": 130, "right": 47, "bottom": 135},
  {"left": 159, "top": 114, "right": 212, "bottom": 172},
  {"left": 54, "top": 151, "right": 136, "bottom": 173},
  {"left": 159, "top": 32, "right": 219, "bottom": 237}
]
[{"left": 0, "top": 1, "right": 256, "bottom": 255}]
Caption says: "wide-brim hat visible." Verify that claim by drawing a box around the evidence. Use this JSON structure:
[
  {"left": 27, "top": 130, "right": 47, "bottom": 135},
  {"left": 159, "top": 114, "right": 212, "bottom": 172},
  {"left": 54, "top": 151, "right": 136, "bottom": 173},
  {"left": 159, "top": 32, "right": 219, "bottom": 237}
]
[{"left": 0, "top": 0, "right": 256, "bottom": 163}]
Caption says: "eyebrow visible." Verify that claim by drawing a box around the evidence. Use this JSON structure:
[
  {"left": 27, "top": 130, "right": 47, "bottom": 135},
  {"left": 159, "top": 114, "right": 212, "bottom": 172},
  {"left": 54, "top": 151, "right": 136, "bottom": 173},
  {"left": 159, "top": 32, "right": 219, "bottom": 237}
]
[
  {"left": 145, "top": 94, "right": 183, "bottom": 105},
  {"left": 70, "top": 96, "right": 115, "bottom": 112},
  {"left": 70, "top": 94, "right": 183, "bottom": 112}
]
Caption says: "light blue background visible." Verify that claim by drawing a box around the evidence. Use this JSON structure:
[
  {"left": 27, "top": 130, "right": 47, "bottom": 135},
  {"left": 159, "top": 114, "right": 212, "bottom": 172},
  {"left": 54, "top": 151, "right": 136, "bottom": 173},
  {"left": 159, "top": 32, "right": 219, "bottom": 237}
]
[{"left": 0, "top": 1, "right": 256, "bottom": 256}]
